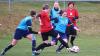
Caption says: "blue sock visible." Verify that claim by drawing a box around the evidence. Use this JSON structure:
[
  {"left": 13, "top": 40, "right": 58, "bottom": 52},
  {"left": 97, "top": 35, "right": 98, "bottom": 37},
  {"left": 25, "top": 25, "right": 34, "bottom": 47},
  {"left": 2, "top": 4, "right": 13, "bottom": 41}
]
[{"left": 32, "top": 40, "right": 36, "bottom": 51}]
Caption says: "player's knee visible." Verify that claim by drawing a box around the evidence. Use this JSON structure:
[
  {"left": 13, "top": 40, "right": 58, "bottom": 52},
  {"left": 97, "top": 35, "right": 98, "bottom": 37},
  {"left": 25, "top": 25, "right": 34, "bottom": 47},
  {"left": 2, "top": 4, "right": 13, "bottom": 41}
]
[
  {"left": 11, "top": 39, "right": 18, "bottom": 46},
  {"left": 51, "top": 41, "right": 56, "bottom": 46},
  {"left": 26, "top": 34, "right": 33, "bottom": 41},
  {"left": 63, "top": 39, "right": 68, "bottom": 43},
  {"left": 72, "top": 35, "right": 76, "bottom": 37}
]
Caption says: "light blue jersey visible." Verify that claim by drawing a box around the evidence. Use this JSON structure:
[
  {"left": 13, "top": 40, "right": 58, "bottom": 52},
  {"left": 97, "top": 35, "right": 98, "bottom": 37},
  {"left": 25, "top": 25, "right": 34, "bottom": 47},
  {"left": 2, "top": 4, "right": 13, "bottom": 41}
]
[
  {"left": 17, "top": 16, "right": 32, "bottom": 30},
  {"left": 50, "top": 8, "right": 60, "bottom": 19},
  {"left": 55, "top": 16, "right": 69, "bottom": 33},
  {"left": 50, "top": 8, "right": 60, "bottom": 24}
]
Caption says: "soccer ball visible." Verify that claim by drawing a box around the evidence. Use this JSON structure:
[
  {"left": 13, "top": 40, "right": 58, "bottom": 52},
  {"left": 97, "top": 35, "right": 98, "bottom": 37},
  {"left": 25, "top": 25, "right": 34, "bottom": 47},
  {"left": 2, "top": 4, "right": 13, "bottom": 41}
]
[{"left": 71, "top": 46, "right": 80, "bottom": 53}]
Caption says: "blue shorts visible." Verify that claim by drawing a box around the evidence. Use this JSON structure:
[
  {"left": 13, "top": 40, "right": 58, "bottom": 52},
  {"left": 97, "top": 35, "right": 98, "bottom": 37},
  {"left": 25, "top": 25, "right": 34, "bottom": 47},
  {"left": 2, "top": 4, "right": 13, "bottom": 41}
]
[
  {"left": 52, "top": 31, "right": 67, "bottom": 42},
  {"left": 14, "top": 29, "right": 32, "bottom": 40}
]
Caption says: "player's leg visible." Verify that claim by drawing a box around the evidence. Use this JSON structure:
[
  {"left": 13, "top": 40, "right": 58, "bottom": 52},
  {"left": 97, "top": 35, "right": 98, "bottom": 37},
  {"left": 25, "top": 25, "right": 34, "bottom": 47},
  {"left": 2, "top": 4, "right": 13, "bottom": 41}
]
[
  {"left": 35, "top": 35, "right": 49, "bottom": 55},
  {"left": 0, "top": 29, "right": 23, "bottom": 56},
  {"left": 56, "top": 32, "right": 70, "bottom": 53},
  {"left": 70, "top": 35, "right": 76, "bottom": 46},
  {"left": 56, "top": 44, "right": 64, "bottom": 53},
  {"left": 0, "top": 39, "right": 19, "bottom": 56},
  {"left": 51, "top": 36, "right": 58, "bottom": 45},
  {"left": 56, "top": 33, "right": 70, "bottom": 53},
  {"left": 26, "top": 34, "right": 32, "bottom": 41},
  {"left": 35, "top": 30, "right": 58, "bottom": 55},
  {"left": 50, "top": 30, "right": 69, "bottom": 50},
  {"left": 26, "top": 34, "right": 36, "bottom": 56},
  {"left": 58, "top": 37, "right": 69, "bottom": 48},
  {"left": 35, "top": 32, "right": 50, "bottom": 51},
  {"left": 70, "top": 28, "right": 77, "bottom": 46}
]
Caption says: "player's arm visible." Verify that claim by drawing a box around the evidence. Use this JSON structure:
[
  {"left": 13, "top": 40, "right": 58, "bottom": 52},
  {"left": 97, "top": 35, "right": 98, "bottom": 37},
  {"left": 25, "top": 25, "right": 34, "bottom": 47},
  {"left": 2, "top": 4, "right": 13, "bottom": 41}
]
[
  {"left": 73, "top": 9, "right": 79, "bottom": 22},
  {"left": 36, "top": 13, "right": 41, "bottom": 19},
  {"left": 68, "top": 19, "right": 80, "bottom": 31},
  {"left": 50, "top": 9, "right": 52, "bottom": 20},
  {"left": 26, "top": 20, "right": 38, "bottom": 34},
  {"left": 28, "top": 26, "right": 38, "bottom": 34}
]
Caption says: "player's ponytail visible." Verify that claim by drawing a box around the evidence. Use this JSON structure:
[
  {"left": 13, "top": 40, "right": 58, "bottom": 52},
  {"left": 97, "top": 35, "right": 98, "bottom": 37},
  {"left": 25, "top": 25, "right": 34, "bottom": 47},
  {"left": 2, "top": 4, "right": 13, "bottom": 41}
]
[{"left": 30, "top": 10, "right": 36, "bottom": 17}]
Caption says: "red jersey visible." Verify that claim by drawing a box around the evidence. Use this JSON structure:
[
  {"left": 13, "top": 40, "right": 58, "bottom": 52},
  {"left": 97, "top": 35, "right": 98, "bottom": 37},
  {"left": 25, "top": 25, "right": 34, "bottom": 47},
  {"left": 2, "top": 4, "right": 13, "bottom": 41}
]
[
  {"left": 39, "top": 10, "right": 53, "bottom": 32},
  {"left": 65, "top": 8, "right": 79, "bottom": 26}
]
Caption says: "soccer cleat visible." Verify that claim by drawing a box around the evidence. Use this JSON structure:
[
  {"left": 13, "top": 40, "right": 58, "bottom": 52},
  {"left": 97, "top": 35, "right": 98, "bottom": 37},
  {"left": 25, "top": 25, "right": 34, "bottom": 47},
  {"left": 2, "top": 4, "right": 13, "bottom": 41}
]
[
  {"left": 56, "top": 50, "right": 61, "bottom": 54},
  {"left": 0, "top": 53, "right": 4, "bottom": 56},
  {"left": 32, "top": 51, "right": 36, "bottom": 56},
  {"left": 67, "top": 48, "right": 75, "bottom": 53},
  {"left": 0, "top": 50, "right": 5, "bottom": 56},
  {"left": 34, "top": 51, "right": 40, "bottom": 56}
]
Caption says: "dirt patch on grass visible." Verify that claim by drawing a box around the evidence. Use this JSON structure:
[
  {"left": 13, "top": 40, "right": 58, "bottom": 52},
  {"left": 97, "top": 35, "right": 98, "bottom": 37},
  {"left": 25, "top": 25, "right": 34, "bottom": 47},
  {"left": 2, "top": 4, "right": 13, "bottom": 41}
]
[{"left": 79, "top": 12, "right": 100, "bottom": 35}]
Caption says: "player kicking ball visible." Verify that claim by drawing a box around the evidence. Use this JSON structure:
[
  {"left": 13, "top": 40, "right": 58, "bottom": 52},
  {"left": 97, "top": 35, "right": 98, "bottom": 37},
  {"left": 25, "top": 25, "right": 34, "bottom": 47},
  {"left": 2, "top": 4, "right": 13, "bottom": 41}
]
[
  {"left": 0, "top": 10, "right": 39, "bottom": 56},
  {"left": 56, "top": 2, "right": 80, "bottom": 53}
]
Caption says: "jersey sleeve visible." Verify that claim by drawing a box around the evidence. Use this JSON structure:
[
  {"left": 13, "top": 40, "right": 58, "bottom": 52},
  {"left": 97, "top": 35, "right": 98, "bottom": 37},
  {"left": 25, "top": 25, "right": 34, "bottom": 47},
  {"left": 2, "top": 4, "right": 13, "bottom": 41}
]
[
  {"left": 75, "top": 9, "right": 79, "bottom": 19},
  {"left": 50, "top": 9, "right": 53, "bottom": 20},
  {"left": 26, "top": 20, "right": 32, "bottom": 26},
  {"left": 68, "top": 19, "right": 72, "bottom": 24}
]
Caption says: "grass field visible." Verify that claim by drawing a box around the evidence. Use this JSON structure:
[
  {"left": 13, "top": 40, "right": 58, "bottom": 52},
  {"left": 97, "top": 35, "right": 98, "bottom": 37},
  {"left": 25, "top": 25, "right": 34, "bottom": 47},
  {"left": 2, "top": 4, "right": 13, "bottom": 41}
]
[{"left": 0, "top": 1, "right": 100, "bottom": 56}]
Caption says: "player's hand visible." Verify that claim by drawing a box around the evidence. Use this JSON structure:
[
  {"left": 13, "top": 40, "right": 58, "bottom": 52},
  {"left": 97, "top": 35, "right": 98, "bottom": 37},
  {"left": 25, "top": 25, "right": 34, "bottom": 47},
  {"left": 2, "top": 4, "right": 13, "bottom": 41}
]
[
  {"left": 0, "top": 24, "right": 2, "bottom": 26},
  {"left": 38, "top": 31, "right": 41, "bottom": 35},
  {"left": 74, "top": 26, "right": 80, "bottom": 32}
]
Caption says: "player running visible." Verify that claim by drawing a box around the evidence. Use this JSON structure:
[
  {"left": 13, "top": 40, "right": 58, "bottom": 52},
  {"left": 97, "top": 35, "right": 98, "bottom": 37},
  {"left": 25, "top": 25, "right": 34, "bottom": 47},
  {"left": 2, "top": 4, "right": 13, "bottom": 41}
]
[
  {"left": 0, "top": 10, "right": 38, "bottom": 56},
  {"left": 56, "top": 2, "right": 80, "bottom": 53}
]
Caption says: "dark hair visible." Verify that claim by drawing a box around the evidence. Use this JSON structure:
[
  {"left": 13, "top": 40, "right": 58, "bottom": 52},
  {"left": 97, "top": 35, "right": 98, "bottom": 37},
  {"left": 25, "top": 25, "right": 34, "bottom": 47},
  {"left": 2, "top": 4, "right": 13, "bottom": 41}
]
[
  {"left": 68, "top": 2, "right": 74, "bottom": 6},
  {"left": 43, "top": 4, "right": 49, "bottom": 10},
  {"left": 59, "top": 10, "right": 64, "bottom": 16},
  {"left": 30, "top": 10, "right": 36, "bottom": 17}
]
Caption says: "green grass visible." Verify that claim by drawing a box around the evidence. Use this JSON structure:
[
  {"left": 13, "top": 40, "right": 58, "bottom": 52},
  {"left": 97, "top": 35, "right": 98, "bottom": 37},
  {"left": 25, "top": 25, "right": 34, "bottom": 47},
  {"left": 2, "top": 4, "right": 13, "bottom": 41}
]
[
  {"left": 0, "top": 1, "right": 100, "bottom": 56},
  {"left": 0, "top": 34, "right": 100, "bottom": 56}
]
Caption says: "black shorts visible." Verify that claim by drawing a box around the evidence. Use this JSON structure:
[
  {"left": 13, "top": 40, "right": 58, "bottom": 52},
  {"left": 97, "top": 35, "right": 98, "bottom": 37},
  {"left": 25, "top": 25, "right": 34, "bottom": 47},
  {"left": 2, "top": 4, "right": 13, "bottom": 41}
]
[
  {"left": 41, "top": 29, "right": 58, "bottom": 41},
  {"left": 14, "top": 29, "right": 32, "bottom": 40},
  {"left": 66, "top": 26, "right": 77, "bottom": 35}
]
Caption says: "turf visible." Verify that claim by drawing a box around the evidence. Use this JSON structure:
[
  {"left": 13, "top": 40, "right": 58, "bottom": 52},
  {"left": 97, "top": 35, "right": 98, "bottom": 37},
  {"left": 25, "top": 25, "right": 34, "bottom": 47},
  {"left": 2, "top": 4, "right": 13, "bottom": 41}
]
[{"left": 0, "top": 34, "right": 100, "bottom": 56}]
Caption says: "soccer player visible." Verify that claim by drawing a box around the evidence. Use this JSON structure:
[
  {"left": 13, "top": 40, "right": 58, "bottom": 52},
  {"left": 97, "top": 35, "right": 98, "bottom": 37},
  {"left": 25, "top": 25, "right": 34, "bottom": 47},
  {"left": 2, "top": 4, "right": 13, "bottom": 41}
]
[
  {"left": 34, "top": 4, "right": 70, "bottom": 55},
  {"left": 50, "top": 2, "right": 61, "bottom": 45},
  {"left": 56, "top": 2, "right": 80, "bottom": 53},
  {"left": 0, "top": 10, "right": 38, "bottom": 56},
  {"left": 66, "top": 2, "right": 79, "bottom": 46},
  {"left": 50, "top": 2, "right": 60, "bottom": 28}
]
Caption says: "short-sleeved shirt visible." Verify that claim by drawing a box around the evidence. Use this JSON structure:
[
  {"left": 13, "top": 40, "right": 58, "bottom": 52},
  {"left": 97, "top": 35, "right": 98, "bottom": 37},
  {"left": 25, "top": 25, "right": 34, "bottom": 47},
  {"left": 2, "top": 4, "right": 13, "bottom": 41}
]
[
  {"left": 39, "top": 10, "right": 53, "bottom": 32},
  {"left": 17, "top": 16, "right": 32, "bottom": 30},
  {"left": 65, "top": 8, "right": 79, "bottom": 26},
  {"left": 55, "top": 16, "right": 71, "bottom": 33}
]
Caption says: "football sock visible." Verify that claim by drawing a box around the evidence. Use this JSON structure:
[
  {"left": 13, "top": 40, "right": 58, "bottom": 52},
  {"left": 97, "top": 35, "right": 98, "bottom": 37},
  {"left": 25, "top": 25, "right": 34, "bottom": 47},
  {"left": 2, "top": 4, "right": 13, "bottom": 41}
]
[
  {"left": 70, "top": 36, "right": 76, "bottom": 46},
  {"left": 55, "top": 40, "right": 58, "bottom": 45},
  {"left": 56, "top": 44, "right": 64, "bottom": 51},
  {"left": 32, "top": 40, "right": 36, "bottom": 51},
  {"left": 58, "top": 37, "right": 69, "bottom": 48},
  {"left": 41, "top": 43, "right": 52, "bottom": 50},
  {"left": 36, "top": 43, "right": 51, "bottom": 51},
  {"left": 1, "top": 44, "right": 14, "bottom": 55}
]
